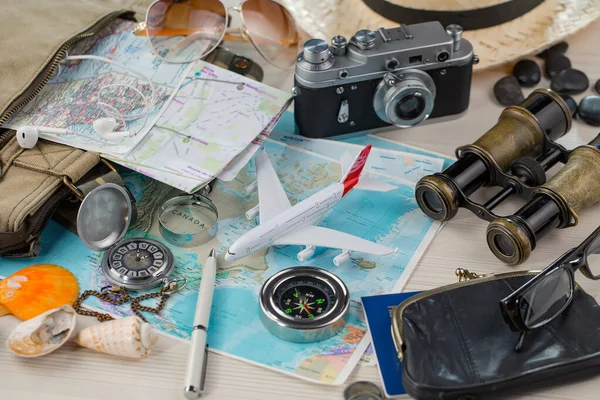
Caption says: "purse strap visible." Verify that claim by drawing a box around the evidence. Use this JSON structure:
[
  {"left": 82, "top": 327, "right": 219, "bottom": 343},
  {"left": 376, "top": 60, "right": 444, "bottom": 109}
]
[{"left": 0, "top": 137, "right": 100, "bottom": 232}]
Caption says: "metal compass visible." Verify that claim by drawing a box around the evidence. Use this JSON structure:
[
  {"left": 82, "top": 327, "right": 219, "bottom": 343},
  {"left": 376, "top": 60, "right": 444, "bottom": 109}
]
[
  {"left": 101, "top": 238, "right": 174, "bottom": 290},
  {"left": 259, "top": 267, "right": 350, "bottom": 343}
]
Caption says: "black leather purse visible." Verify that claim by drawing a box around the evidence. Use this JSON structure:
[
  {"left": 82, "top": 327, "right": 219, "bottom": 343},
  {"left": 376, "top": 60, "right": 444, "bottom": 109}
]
[{"left": 392, "top": 270, "right": 600, "bottom": 399}]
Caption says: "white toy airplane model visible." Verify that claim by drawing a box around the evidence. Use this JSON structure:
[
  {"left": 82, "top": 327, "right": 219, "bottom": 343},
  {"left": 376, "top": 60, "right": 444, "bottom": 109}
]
[{"left": 224, "top": 145, "right": 398, "bottom": 266}]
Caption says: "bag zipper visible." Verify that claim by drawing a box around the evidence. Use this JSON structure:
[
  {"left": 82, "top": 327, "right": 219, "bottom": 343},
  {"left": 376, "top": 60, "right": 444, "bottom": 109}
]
[
  {"left": 0, "top": 187, "right": 70, "bottom": 256},
  {"left": 1, "top": 11, "right": 132, "bottom": 255},
  {"left": 391, "top": 268, "right": 539, "bottom": 361},
  {"left": 0, "top": 10, "right": 133, "bottom": 127},
  {"left": 0, "top": 130, "right": 14, "bottom": 149}
]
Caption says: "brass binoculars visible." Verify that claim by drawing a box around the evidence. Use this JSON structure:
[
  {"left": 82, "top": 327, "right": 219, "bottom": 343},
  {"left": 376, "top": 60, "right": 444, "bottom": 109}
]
[{"left": 416, "top": 89, "right": 600, "bottom": 265}]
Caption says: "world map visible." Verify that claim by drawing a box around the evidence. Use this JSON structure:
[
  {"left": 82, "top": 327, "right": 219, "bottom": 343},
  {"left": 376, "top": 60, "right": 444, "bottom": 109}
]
[{"left": 0, "top": 138, "right": 443, "bottom": 384}]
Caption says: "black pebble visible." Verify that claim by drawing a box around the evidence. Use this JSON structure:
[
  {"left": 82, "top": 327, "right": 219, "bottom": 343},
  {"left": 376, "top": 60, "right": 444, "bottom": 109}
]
[
  {"left": 537, "top": 42, "right": 569, "bottom": 59},
  {"left": 545, "top": 53, "right": 571, "bottom": 79},
  {"left": 551, "top": 68, "right": 590, "bottom": 95},
  {"left": 513, "top": 60, "right": 541, "bottom": 87},
  {"left": 578, "top": 96, "right": 600, "bottom": 126},
  {"left": 595, "top": 79, "right": 600, "bottom": 94},
  {"left": 493, "top": 76, "right": 524, "bottom": 106},
  {"left": 561, "top": 95, "right": 578, "bottom": 117}
]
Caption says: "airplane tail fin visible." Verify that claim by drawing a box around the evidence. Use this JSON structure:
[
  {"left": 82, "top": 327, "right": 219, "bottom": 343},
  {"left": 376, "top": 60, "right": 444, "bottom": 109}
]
[
  {"left": 354, "top": 176, "right": 397, "bottom": 192},
  {"left": 340, "top": 145, "right": 397, "bottom": 194},
  {"left": 340, "top": 145, "right": 372, "bottom": 195}
]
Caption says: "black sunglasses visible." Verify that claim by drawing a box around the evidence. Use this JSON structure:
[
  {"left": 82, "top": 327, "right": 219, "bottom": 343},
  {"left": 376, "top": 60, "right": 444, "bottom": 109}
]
[{"left": 500, "top": 225, "right": 600, "bottom": 334}]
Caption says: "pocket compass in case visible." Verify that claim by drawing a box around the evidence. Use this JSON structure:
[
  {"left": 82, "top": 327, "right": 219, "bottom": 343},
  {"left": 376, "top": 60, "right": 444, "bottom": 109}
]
[
  {"left": 77, "top": 183, "right": 174, "bottom": 290},
  {"left": 259, "top": 266, "right": 350, "bottom": 343}
]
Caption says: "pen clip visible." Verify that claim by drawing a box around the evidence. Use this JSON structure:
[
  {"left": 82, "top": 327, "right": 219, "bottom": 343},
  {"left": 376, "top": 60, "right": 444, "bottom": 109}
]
[{"left": 199, "top": 344, "right": 209, "bottom": 393}]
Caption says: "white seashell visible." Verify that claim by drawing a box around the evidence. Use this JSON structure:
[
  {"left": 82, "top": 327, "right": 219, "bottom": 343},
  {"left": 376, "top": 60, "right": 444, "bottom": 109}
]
[
  {"left": 75, "top": 316, "right": 158, "bottom": 359},
  {"left": 6, "top": 305, "right": 76, "bottom": 357}
]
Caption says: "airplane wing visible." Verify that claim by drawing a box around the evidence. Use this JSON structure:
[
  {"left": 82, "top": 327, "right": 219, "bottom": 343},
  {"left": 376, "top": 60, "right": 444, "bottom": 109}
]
[
  {"left": 272, "top": 225, "right": 395, "bottom": 255},
  {"left": 255, "top": 148, "right": 291, "bottom": 223}
]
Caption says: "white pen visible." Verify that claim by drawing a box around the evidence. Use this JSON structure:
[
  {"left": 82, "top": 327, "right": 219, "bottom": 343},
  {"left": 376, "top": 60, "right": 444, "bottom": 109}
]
[{"left": 184, "top": 249, "right": 217, "bottom": 399}]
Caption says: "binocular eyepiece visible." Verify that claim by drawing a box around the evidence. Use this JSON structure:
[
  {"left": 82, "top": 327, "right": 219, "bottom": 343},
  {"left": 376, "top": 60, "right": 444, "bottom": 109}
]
[
  {"left": 415, "top": 89, "right": 597, "bottom": 265},
  {"left": 416, "top": 89, "right": 572, "bottom": 222},
  {"left": 487, "top": 136, "right": 600, "bottom": 264}
]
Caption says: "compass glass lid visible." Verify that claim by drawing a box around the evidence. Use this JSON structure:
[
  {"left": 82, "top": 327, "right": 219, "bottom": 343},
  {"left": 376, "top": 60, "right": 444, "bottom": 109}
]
[
  {"left": 77, "top": 183, "right": 133, "bottom": 251},
  {"left": 259, "top": 267, "right": 350, "bottom": 343}
]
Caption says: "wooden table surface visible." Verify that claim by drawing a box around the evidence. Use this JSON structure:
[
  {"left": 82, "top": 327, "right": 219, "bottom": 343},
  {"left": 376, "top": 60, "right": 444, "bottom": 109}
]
[{"left": 3, "top": 15, "right": 600, "bottom": 400}]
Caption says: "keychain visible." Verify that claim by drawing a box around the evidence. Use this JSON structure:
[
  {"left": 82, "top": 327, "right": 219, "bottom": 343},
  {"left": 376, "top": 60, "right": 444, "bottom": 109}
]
[{"left": 73, "top": 278, "right": 187, "bottom": 322}]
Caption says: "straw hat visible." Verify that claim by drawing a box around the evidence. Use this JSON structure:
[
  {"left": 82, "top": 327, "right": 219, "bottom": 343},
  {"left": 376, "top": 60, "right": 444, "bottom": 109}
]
[{"left": 281, "top": 0, "right": 600, "bottom": 70}]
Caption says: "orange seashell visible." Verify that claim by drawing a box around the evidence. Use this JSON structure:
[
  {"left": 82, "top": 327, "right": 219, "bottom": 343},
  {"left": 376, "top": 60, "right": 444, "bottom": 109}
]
[
  {"left": 0, "top": 304, "right": 10, "bottom": 317},
  {"left": 0, "top": 265, "right": 79, "bottom": 320}
]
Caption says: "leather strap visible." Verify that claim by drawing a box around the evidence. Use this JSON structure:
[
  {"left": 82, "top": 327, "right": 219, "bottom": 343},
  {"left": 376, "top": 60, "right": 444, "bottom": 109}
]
[
  {"left": 0, "top": 137, "right": 100, "bottom": 233},
  {"left": 362, "top": 0, "right": 545, "bottom": 31},
  {"left": 78, "top": 170, "right": 125, "bottom": 196}
]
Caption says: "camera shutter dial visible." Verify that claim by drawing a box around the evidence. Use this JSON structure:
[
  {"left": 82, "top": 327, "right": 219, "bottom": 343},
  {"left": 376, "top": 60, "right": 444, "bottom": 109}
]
[
  {"left": 353, "top": 30, "right": 377, "bottom": 50},
  {"left": 302, "top": 39, "right": 331, "bottom": 64},
  {"left": 446, "top": 24, "right": 463, "bottom": 52}
]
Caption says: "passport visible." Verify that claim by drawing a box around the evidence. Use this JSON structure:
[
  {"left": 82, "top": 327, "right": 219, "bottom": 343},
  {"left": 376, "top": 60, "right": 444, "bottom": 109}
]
[{"left": 361, "top": 291, "right": 421, "bottom": 398}]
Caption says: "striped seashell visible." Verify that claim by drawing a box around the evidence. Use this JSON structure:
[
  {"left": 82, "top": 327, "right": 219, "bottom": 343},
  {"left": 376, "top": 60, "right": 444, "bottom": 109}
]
[{"left": 75, "top": 316, "right": 158, "bottom": 359}]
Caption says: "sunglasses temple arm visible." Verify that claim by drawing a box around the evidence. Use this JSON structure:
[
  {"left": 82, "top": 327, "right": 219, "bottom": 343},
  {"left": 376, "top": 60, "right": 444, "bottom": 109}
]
[
  {"left": 223, "top": 29, "right": 246, "bottom": 43},
  {"left": 170, "top": 29, "right": 250, "bottom": 45},
  {"left": 515, "top": 331, "right": 526, "bottom": 352},
  {"left": 166, "top": 28, "right": 244, "bottom": 56}
]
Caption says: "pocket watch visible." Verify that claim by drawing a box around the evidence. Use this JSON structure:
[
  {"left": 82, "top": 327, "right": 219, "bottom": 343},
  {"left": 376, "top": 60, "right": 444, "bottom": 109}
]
[{"left": 77, "top": 183, "right": 174, "bottom": 290}]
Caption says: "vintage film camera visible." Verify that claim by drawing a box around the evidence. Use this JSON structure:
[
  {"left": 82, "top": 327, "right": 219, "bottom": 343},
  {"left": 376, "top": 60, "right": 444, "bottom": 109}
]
[
  {"left": 292, "top": 22, "right": 478, "bottom": 138},
  {"left": 416, "top": 89, "right": 600, "bottom": 265}
]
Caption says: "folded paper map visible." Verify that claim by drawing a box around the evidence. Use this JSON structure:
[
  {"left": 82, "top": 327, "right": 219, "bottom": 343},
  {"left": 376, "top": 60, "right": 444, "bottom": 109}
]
[
  {"left": 106, "top": 62, "right": 292, "bottom": 193},
  {"left": 3, "top": 20, "right": 191, "bottom": 156}
]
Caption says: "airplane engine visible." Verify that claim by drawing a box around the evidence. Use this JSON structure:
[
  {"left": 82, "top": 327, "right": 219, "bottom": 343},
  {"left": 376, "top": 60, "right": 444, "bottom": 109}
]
[
  {"left": 245, "top": 204, "right": 259, "bottom": 220},
  {"left": 244, "top": 180, "right": 258, "bottom": 195},
  {"left": 297, "top": 246, "right": 315, "bottom": 261},
  {"left": 333, "top": 250, "right": 351, "bottom": 266}
]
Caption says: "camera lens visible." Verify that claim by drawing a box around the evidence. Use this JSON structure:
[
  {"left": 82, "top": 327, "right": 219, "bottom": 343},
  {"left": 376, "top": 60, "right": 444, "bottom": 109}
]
[
  {"left": 437, "top": 51, "right": 450, "bottom": 62},
  {"left": 373, "top": 69, "right": 436, "bottom": 128},
  {"left": 493, "top": 234, "right": 516, "bottom": 257},
  {"left": 396, "top": 94, "right": 425, "bottom": 120}
]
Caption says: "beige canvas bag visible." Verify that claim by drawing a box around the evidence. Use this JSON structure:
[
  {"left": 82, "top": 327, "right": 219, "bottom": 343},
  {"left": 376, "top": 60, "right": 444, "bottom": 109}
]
[{"left": 0, "top": 0, "right": 148, "bottom": 257}]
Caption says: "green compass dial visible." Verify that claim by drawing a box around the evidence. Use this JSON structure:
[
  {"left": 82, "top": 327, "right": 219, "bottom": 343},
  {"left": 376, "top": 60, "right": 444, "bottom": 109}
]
[{"left": 276, "top": 277, "right": 335, "bottom": 320}]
